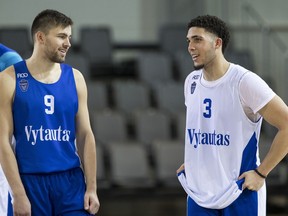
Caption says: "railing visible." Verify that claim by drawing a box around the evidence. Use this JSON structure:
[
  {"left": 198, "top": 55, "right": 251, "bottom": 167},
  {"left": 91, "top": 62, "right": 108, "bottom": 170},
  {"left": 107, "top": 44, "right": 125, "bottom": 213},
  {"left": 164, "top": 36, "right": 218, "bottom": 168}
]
[{"left": 228, "top": 1, "right": 288, "bottom": 102}]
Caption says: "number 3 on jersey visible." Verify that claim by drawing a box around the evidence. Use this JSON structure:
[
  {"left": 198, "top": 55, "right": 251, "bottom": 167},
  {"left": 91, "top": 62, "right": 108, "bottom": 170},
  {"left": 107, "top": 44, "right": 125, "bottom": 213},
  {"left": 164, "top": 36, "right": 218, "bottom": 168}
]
[
  {"left": 203, "top": 98, "right": 212, "bottom": 118},
  {"left": 44, "top": 95, "right": 54, "bottom": 114}
]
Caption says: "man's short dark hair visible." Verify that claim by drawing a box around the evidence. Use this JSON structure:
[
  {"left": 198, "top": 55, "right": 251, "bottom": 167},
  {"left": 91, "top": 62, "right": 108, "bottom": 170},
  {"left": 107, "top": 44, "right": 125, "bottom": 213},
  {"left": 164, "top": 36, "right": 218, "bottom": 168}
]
[{"left": 31, "top": 9, "right": 73, "bottom": 41}]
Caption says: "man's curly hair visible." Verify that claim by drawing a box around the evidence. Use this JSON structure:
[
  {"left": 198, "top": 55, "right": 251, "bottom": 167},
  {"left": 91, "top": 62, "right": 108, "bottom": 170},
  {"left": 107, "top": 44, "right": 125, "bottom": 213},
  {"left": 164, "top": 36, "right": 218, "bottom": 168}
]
[{"left": 187, "top": 15, "right": 230, "bottom": 53}]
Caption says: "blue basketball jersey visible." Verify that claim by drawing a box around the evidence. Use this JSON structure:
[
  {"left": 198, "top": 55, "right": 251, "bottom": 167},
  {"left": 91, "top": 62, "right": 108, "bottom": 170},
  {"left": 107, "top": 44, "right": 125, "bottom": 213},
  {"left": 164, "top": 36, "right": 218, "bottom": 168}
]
[{"left": 13, "top": 61, "right": 80, "bottom": 174}]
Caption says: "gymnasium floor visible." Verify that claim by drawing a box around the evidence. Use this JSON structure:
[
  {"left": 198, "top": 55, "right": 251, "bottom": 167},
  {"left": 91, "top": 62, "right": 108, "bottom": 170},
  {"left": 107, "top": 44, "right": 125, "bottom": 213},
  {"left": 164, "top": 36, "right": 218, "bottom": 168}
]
[{"left": 97, "top": 187, "right": 288, "bottom": 216}]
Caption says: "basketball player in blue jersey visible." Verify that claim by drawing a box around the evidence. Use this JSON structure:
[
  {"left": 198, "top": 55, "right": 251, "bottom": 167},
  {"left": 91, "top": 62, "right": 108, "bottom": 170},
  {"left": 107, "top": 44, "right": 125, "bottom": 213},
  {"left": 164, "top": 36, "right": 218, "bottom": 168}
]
[
  {"left": 0, "top": 44, "right": 22, "bottom": 216},
  {"left": 176, "top": 15, "right": 288, "bottom": 216},
  {"left": 0, "top": 9, "right": 100, "bottom": 215}
]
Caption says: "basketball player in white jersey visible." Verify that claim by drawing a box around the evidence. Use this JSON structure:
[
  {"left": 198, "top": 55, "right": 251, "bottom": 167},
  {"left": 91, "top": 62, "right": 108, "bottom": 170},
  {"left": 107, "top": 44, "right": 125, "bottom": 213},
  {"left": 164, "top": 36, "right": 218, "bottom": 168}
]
[
  {"left": 0, "top": 10, "right": 99, "bottom": 215},
  {"left": 177, "top": 15, "right": 288, "bottom": 216}
]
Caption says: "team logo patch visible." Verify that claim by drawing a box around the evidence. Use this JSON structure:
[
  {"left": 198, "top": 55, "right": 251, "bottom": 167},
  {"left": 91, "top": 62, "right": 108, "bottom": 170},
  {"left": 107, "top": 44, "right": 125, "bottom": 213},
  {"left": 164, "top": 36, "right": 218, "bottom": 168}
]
[
  {"left": 191, "top": 81, "right": 196, "bottom": 94},
  {"left": 19, "top": 79, "right": 29, "bottom": 92}
]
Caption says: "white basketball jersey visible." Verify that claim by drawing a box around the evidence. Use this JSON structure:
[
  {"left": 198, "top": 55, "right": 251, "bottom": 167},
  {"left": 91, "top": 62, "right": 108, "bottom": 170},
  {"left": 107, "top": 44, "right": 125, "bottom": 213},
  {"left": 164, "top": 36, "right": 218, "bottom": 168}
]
[
  {"left": 178, "top": 63, "right": 275, "bottom": 209},
  {"left": 0, "top": 165, "right": 9, "bottom": 215}
]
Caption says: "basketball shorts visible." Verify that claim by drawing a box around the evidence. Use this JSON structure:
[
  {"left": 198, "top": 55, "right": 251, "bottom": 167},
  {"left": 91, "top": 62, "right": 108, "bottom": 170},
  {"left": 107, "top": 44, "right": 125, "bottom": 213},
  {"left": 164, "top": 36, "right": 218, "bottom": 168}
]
[
  {"left": 187, "top": 186, "right": 266, "bottom": 216},
  {"left": 20, "top": 167, "right": 93, "bottom": 216}
]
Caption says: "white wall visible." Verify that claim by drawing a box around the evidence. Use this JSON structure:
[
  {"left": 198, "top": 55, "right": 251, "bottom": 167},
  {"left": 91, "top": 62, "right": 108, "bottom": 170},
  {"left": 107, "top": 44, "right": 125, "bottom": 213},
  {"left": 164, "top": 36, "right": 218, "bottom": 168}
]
[
  {"left": 0, "top": 0, "right": 144, "bottom": 43},
  {"left": 205, "top": 0, "right": 288, "bottom": 24},
  {"left": 0, "top": 0, "right": 206, "bottom": 43},
  {"left": 1, "top": 0, "right": 287, "bottom": 42}
]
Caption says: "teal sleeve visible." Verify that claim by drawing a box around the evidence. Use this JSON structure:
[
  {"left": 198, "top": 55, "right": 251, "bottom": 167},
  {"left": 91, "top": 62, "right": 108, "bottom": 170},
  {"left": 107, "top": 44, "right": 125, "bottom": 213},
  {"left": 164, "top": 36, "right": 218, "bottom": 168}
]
[{"left": 0, "top": 51, "right": 23, "bottom": 71}]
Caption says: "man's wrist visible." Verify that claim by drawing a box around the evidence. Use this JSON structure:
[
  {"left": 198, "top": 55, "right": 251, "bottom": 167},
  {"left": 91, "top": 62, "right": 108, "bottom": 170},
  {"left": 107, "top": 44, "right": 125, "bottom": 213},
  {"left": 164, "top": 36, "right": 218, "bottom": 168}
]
[{"left": 254, "top": 168, "right": 267, "bottom": 179}]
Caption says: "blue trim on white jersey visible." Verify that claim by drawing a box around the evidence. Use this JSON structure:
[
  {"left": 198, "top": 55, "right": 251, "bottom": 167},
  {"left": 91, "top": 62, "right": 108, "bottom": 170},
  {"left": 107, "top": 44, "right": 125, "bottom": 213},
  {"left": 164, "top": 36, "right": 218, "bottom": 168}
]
[{"left": 239, "top": 132, "right": 258, "bottom": 175}]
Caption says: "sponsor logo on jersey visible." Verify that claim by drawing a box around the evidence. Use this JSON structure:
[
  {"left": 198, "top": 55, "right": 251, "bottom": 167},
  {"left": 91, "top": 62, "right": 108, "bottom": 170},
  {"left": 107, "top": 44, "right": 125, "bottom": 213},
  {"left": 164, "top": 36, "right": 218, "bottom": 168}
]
[
  {"left": 17, "top": 73, "right": 28, "bottom": 78},
  {"left": 25, "top": 125, "right": 71, "bottom": 145},
  {"left": 192, "top": 75, "right": 200, "bottom": 79},
  {"left": 187, "top": 128, "right": 230, "bottom": 148},
  {"left": 19, "top": 79, "right": 29, "bottom": 92}
]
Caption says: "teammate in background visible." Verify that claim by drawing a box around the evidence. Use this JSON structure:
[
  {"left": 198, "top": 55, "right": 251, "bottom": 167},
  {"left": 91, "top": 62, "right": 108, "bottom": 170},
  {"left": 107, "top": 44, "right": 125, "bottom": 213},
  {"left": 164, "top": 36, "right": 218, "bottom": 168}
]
[
  {"left": 0, "top": 44, "right": 22, "bottom": 216},
  {"left": 0, "top": 9, "right": 100, "bottom": 215},
  {"left": 0, "top": 44, "right": 22, "bottom": 71},
  {"left": 177, "top": 15, "right": 288, "bottom": 216}
]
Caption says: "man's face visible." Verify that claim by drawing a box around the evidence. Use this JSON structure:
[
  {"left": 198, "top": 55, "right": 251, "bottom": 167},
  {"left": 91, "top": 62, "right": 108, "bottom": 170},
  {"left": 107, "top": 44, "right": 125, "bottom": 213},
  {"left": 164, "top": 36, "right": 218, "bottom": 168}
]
[
  {"left": 186, "top": 27, "right": 218, "bottom": 70},
  {"left": 43, "top": 25, "right": 72, "bottom": 63}
]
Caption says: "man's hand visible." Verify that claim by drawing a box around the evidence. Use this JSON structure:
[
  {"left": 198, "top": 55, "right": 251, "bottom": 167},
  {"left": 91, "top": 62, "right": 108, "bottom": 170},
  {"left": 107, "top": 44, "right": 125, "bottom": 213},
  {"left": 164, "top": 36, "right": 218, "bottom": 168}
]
[
  {"left": 84, "top": 191, "right": 100, "bottom": 214},
  {"left": 13, "top": 194, "right": 31, "bottom": 216},
  {"left": 177, "top": 163, "right": 185, "bottom": 174},
  {"left": 238, "top": 170, "right": 265, "bottom": 191}
]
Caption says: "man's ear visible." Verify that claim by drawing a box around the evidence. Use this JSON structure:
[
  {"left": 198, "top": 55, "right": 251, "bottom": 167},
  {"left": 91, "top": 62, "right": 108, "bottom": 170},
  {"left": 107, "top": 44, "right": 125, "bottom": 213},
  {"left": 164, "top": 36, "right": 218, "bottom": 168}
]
[
  {"left": 35, "top": 31, "right": 45, "bottom": 44},
  {"left": 215, "top": 37, "right": 222, "bottom": 49}
]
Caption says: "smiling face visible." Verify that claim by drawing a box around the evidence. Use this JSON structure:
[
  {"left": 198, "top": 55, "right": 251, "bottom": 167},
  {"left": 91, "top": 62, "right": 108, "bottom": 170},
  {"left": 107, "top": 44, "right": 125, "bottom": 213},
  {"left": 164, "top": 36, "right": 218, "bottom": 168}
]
[
  {"left": 42, "top": 25, "right": 72, "bottom": 63},
  {"left": 186, "top": 27, "right": 221, "bottom": 70}
]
